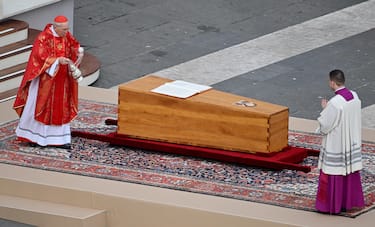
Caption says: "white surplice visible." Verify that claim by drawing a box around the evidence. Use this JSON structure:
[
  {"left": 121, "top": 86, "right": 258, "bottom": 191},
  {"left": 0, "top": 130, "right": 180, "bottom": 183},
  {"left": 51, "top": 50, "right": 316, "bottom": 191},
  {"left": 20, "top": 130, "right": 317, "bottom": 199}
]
[{"left": 316, "top": 91, "right": 362, "bottom": 175}]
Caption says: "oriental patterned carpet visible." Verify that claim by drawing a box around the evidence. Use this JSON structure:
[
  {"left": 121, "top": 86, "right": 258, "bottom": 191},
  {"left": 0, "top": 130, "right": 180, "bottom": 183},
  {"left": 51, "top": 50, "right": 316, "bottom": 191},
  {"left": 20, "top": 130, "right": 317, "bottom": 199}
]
[{"left": 0, "top": 99, "right": 374, "bottom": 218}]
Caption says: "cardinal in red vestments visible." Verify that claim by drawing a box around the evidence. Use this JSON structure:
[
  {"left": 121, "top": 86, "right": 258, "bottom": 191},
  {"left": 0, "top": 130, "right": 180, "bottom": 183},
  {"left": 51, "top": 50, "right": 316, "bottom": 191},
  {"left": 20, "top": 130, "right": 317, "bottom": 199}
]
[{"left": 13, "top": 15, "right": 83, "bottom": 149}]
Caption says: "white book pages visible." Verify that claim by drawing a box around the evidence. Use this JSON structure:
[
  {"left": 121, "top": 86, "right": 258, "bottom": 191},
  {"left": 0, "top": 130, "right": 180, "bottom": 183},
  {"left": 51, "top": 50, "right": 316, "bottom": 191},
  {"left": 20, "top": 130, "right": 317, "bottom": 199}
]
[
  {"left": 151, "top": 80, "right": 211, "bottom": 98},
  {"left": 170, "top": 80, "right": 211, "bottom": 93}
]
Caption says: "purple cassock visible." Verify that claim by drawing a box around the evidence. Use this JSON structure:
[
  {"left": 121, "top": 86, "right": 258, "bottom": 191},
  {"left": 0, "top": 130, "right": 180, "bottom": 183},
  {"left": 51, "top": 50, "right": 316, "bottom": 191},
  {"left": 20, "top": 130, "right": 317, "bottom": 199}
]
[{"left": 315, "top": 87, "right": 365, "bottom": 214}]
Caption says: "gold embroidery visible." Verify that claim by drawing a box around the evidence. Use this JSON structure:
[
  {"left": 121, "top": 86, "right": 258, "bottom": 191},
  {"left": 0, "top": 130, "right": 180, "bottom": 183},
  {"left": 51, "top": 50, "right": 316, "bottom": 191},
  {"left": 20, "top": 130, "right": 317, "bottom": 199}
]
[{"left": 57, "top": 43, "right": 63, "bottom": 51}]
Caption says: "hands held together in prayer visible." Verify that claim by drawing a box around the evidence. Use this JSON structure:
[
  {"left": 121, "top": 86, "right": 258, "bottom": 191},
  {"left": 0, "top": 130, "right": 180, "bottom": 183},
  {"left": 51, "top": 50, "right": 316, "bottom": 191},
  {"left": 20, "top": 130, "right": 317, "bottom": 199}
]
[{"left": 321, "top": 98, "right": 328, "bottom": 109}]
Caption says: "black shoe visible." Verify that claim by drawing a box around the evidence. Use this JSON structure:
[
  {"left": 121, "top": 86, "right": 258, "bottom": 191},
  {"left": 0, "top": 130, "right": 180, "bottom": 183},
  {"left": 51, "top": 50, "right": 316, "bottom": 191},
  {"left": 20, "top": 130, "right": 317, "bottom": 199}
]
[
  {"left": 62, "top": 144, "right": 71, "bottom": 150},
  {"left": 28, "top": 142, "right": 44, "bottom": 148},
  {"left": 28, "top": 142, "right": 38, "bottom": 147},
  {"left": 49, "top": 144, "right": 71, "bottom": 150}
]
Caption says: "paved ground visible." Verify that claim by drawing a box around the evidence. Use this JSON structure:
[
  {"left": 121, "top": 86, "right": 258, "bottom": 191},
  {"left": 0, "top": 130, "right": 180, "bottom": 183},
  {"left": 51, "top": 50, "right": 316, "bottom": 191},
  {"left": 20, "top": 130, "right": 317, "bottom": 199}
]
[
  {"left": 0, "top": 219, "right": 34, "bottom": 227},
  {"left": 73, "top": 0, "right": 374, "bottom": 128}
]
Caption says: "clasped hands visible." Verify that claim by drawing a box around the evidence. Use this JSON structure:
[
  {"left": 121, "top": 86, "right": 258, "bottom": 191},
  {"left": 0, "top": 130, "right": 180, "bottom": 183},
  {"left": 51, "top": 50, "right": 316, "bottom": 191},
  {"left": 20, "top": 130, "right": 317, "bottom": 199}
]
[{"left": 321, "top": 98, "right": 328, "bottom": 109}]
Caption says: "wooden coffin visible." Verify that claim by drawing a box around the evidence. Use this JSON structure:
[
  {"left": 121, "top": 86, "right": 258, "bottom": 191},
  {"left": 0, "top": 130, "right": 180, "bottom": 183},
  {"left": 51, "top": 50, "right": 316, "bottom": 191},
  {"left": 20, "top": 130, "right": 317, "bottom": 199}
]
[{"left": 117, "top": 75, "right": 289, "bottom": 153}]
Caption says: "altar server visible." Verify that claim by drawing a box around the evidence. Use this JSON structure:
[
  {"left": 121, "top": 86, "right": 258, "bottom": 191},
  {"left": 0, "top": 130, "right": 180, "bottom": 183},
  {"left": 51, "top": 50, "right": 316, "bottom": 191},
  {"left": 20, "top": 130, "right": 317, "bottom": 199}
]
[{"left": 315, "top": 69, "right": 365, "bottom": 214}]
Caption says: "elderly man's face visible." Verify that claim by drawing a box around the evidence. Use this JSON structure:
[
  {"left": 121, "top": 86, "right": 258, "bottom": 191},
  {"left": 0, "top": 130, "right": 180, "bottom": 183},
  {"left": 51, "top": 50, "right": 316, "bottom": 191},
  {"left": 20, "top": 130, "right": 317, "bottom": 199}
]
[{"left": 54, "top": 22, "right": 69, "bottom": 37}]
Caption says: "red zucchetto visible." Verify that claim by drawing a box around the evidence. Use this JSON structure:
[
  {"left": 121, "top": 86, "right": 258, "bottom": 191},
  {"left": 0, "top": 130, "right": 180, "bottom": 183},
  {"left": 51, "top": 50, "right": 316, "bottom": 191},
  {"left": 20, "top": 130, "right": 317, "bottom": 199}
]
[{"left": 54, "top": 15, "right": 68, "bottom": 23}]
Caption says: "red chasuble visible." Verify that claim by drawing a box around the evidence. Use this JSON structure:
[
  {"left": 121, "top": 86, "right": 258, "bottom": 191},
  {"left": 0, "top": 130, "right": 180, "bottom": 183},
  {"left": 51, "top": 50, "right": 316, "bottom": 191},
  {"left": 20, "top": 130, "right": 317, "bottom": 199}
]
[{"left": 13, "top": 24, "right": 80, "bottom": 125}]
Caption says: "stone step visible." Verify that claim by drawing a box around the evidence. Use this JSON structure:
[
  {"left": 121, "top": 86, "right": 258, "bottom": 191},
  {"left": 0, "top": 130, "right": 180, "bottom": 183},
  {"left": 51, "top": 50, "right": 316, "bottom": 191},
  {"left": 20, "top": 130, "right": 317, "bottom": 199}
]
[
  {"left": 79, "top": 51, "right": 101, "bottom": 86},
  {"left": 0, "top": 195, "right": 106, "bottom": 227},
  {"left": 0, "top": 88, "right": 18, "bottom": 103},
  {"left": 0, "top": 63, "right": 26, "bottom": 93},
  {"left": 0, "top": 29, "right": 38, "bottom": 71},
  {"left": 0, "top": 20, "right": 29, "bottom": 47}
]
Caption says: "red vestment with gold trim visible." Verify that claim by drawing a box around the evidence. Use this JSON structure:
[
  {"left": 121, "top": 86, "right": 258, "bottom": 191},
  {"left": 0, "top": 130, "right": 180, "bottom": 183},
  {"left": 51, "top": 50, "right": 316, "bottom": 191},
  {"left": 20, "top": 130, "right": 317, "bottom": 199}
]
[{"left": 13, "top": 24, "right": 80, "bottom": 125}]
